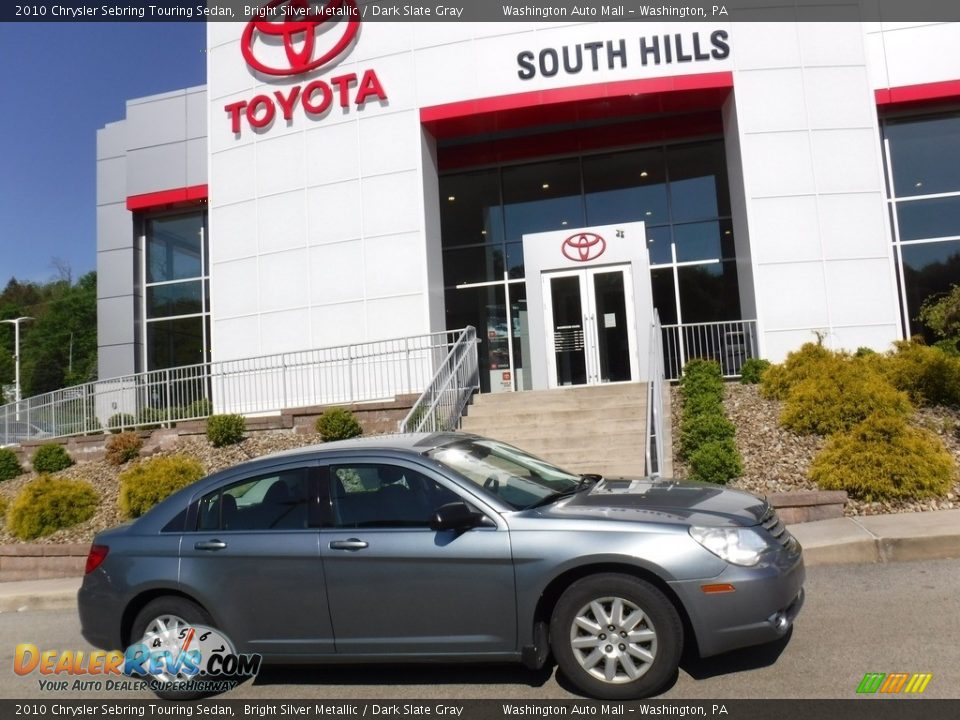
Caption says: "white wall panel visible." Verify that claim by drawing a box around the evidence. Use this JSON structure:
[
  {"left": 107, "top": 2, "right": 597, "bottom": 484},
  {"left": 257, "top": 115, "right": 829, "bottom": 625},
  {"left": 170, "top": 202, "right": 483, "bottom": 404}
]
[
  {"left": 306, "top": 123, "right": 360, "bottom": 186},
  {"left": 258, "top": 250, "right": 310, "bottom": 313},
  {"left": 306, "top": 182, "right": 362, "bottom": 245},
  {"left": 308, "top": 241, "right": 365, "bottom": 306},
  {"left": 749, "top": 196, "right": 821, "bottom": 264},
  {"left": 210, "top": 258, "right": 258, "bottom": 319},
  {"left": 256, "top": 133, "right": 306, "bottom": 197},
  {"left": 257, "top": 191, "right": 308, "bottom": 254},
  {"left": 364, "top": 232, "right": 425, "bottom": 298}
]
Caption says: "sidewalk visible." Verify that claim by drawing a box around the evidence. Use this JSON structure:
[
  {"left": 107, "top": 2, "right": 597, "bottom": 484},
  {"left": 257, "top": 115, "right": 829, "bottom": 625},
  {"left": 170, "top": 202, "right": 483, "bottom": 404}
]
[{"left": 1, "top": 509, "right": 958, "bottom": 613}]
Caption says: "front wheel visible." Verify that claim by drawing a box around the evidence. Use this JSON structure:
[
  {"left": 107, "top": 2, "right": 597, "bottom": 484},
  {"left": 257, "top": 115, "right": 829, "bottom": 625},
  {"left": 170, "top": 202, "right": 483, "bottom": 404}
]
[{"left": 550, "top": 573, "right": 683, "bottom": 699}]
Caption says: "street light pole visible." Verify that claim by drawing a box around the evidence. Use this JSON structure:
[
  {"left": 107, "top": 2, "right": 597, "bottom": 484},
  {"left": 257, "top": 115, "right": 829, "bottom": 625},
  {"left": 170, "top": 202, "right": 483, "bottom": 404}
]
[{"left": 2, "top": 317, "right": 34, "bottom": 403}]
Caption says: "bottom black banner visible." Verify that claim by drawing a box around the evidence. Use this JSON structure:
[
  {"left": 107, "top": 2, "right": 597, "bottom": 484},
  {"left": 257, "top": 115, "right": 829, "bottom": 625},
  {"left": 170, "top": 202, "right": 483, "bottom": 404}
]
[{"left": 2, "top": 700, "right": 958, "bottom": 720}]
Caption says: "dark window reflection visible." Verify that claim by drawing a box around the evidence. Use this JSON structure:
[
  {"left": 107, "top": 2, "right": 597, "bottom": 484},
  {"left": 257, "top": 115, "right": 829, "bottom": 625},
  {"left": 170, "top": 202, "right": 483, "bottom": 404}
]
[
  {"left": 900, "top": 240, "right": 960, "bottom": 342},
  {"left": 885, "top": 114, "right": 960, "bottom": 198},
  {"left": 503, "top": 159, "right": 584, "bottom": 242},
  {"left": 678, "top": 261, "right": 742, "bottom": 323},
  {"left": 584, "top": 148, "right": 668, "bottom": 226},
  {"left": 146, "top": 214, "right": 204, "bottom": 283},
  {"left": 444, "top": 284, "right": 508, "bottom": 393},
  {"left": 673, "top": 220, "right": 736, "bottom": 263},
  {"left": 646, "top": 225, "right": 672, "bottom": 265},
  {"left": 147, "top": 316, "right": 205, "bottom": 370},
  {"left": 667, "top": 142, "right": 730, "bottom": 223},
  {"left": 651, "top": 268, "right": 677, "bottom": 325},
  {"left": 439, "top": 170, "right": 504, "bottom": 247},
  {"left": 896, "top": 196, "right": 960, "bottom": 241},
  {"left": 147, "top": 281, "right": 203, "bottom": 319},
  {"left": 441, "top": 245, "right": 505, "bottom": 286}
]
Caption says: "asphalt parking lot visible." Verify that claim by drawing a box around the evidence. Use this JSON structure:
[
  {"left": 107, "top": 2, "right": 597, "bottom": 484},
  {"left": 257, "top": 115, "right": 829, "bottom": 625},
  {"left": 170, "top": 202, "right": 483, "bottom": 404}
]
[{"left": 1, "top": 558, "right": 958, "bottom": 700}]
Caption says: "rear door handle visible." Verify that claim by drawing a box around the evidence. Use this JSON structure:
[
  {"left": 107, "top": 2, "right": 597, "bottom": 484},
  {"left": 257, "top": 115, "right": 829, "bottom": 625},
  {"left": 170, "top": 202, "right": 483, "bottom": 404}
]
[
  {"left": 194, "top": 540, "right": 227, "bottom": 551},
  {"left": 329, "top": 539, "right": 368, "bottom": 551}
]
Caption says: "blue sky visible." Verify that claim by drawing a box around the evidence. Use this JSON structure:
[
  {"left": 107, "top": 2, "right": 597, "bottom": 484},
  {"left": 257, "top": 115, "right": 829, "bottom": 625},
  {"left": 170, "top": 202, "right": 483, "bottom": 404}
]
[{"left": 0, "top": 22, "right": 206, "bottom": 285}]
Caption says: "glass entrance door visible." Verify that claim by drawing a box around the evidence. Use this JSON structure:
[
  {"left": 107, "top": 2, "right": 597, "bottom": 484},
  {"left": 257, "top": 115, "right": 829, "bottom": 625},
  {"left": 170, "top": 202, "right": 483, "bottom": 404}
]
[{"left": 542, "top": 266, "right": 639, "bottom": 387}]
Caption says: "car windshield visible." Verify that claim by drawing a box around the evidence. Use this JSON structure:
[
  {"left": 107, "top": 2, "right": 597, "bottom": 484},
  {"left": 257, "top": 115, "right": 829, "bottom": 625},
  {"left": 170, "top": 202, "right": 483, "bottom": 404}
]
[{"left": 426, "top": 438, "right": 584, "bottom": 510}]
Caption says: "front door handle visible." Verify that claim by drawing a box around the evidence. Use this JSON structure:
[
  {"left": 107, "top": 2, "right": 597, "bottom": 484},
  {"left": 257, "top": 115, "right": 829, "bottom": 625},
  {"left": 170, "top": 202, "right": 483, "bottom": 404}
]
[
  {"left": 194, "top": 540, "right": 227, "bottom": 551},
  {"left": 329, "top": 539, "right": 369, "bottom": 551}
]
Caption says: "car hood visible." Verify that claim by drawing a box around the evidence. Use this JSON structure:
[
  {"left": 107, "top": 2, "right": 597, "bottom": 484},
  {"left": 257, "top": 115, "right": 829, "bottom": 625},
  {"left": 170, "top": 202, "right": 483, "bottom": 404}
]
[{"left": 539, "top": 477, "right": 768, "bottom": 528}]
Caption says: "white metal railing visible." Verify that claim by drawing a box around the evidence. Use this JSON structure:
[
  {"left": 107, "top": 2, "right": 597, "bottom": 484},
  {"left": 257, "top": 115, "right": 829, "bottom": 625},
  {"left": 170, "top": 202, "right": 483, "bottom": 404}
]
[
  {"left": 0, "top": 329, "right": 467, "bottom": 446},
  {"left": 399, "top": 326, "right": 480, "bottom": 433},
  {"left": 646, "top": 310, "right": 666, "bottom": 478},
  {"left": 661, "top": 319, "right": 759, "bottom": 380}
]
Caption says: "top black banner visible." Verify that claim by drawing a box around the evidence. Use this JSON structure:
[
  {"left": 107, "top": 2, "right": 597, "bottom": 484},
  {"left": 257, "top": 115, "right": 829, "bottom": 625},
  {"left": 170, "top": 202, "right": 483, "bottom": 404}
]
[{"left": 6, "top": 0, "right": 960, "bottom": 23}]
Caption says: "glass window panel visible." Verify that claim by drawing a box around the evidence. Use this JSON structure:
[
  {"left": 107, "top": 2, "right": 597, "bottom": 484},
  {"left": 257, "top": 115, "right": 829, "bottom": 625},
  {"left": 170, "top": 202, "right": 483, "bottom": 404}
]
[
  {"left": 896, "top": 196, "right": 960, "bottom": 241},
  {"left": 667, "top": 142, "right": 730, "bottom": 223},
  {"left": 510, "top": 283, "right": 532, "bottom": 391},
  {"left": 444, "top": 284, "right": 507, "bottom": 393},
  {"left": 505, "top": 242, "right": 525, "bottom": 279},
  {"left": 146, "top": 213, "right": 204, "bottom": 283},
  {"left": 442, "top": 244, "right": 505, "bottom": 286},
  {"left": 673, "top": 220, "right": 735, "bottom": 263},
  {"left": 440, "top": 169, "right": 504, "bottom": 247},
  {"left": 503, "top": 159, "right": 585, "bottom": 242},
  {"left": 146, "top": 281, "right": 203, "bottom": 319},
  {"left": 885, "top": 114, "right": 960, "bottom": 198},
  {"left": 646, "top": 226, "right": 673, "bottom": 265},
  {"left": 677, "top": 261, "right": 742, "bottom": 323},
  {"left": 650, "top": 268, "right": 678, "bottom": 325},
  {"left": 147, "top": 316, "right": 205, "bottom": 370},
  {"left": 583, "top": 148, "right": 668, "bottom": 226},
  {"left": 900, "top": 239, "right": 960, "bottom": 341}
]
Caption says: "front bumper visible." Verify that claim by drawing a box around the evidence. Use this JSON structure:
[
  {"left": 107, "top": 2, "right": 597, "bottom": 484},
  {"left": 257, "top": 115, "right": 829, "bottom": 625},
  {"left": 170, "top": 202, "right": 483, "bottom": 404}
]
[{"left": 670, "top": 546, "right": 806, "bottom": 658}]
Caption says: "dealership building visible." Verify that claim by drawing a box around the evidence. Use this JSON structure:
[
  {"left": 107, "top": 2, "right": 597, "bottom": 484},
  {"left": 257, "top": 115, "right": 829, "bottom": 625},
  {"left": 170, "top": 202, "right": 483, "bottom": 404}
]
[{"left": 96, "top": 18, "right": 960, "bottom": 396}]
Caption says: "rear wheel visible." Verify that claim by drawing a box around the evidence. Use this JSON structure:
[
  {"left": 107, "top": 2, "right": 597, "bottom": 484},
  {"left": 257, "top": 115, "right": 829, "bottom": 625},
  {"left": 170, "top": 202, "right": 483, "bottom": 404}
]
[
  {"left": 130, "top": 596, "right": 215, "bottom": 700},
  {"left": 550, "top": 573, "right": 682, "bottom": 699}
]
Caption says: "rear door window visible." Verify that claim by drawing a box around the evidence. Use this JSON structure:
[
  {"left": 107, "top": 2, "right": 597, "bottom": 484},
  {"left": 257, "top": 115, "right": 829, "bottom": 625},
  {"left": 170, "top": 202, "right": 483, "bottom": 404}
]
[{"left": 197, "top": 468, "right": 310, "bottom": 531}]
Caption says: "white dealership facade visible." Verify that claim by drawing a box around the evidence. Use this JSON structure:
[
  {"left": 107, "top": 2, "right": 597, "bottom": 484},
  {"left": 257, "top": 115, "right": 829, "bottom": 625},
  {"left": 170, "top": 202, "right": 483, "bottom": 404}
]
[{"left": 97, "top": 18, "right": 960, "bottom": 393}]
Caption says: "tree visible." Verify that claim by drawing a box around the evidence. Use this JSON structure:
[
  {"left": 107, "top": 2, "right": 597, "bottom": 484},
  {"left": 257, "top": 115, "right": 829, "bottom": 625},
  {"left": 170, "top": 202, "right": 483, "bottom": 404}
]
[{"left": 918, "top": 284, "right": 960, "bottom": 352}]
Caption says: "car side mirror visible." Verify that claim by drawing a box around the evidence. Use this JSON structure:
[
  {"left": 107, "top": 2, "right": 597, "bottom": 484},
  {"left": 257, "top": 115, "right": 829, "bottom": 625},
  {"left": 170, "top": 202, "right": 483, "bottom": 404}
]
[{"left": 430, "top": 502, "right": 487, "bottom": 532}]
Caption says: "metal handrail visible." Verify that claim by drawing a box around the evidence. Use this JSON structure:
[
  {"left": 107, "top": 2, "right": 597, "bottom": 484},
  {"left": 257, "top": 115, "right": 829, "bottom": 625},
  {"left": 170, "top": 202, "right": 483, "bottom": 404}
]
[
  {"left": 646, "top": 310, "right": 666, "bottom": 477},
  {"left": 399, "top": 326, "right": 480, "bottom": 434},
  {"left": 660, "top": 319, "right": 759, "bottom": 379},
  {"left": 0, "top": 329, "right": 468, "bottom": 445}
]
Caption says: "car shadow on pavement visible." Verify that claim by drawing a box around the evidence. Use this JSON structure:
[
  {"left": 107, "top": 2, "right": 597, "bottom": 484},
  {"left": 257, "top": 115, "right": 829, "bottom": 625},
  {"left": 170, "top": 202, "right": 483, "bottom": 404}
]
[
  {"left": 680, "top": 629, "right": 793, "bottom": 681},
  {"left": 247, "top": 662, "right": 556, "bottom": 690}
]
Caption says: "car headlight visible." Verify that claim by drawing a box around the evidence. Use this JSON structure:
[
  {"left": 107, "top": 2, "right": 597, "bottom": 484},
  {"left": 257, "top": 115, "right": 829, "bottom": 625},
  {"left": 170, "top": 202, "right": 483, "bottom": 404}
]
[{"left": 689, "top": 526, "right": 770, "bottom": 567}]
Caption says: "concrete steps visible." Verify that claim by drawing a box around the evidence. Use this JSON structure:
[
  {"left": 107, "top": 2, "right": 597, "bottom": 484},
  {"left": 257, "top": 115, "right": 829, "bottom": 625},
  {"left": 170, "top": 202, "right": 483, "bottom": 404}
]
[{"left": 460, "top": 383, "right": 649, "bottom": 477}]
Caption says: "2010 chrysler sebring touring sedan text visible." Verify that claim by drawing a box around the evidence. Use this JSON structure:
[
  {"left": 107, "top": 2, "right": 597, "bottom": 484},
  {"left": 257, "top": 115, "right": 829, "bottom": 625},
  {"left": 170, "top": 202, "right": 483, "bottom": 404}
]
[{"left": 78, "top": 433, "right": 805, "bottom": 699}]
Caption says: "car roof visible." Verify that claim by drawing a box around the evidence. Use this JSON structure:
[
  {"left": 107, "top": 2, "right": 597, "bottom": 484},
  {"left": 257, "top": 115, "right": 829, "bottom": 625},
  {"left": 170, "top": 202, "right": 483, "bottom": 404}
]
[{"left": 250, "top": 431, "right": 470, "bottom": 462}]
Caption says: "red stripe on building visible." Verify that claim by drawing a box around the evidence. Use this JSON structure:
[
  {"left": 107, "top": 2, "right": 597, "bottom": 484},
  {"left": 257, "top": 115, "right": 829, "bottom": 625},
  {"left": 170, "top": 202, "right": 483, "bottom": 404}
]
[
  {"left": 126, "top": 184, "right": 208, "bottom": 211},
  {"left": 420, "top": 72, "right": 734, "bottom": 141},
  {"left": 876, "top": 79, "right": 960, "bottom": 109}
]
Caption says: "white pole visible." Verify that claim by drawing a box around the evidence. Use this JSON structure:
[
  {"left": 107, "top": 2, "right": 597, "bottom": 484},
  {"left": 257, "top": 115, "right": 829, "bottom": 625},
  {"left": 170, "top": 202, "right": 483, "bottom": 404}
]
[{"left": 2, "top": 317, "right": 33, "bottom": 404}]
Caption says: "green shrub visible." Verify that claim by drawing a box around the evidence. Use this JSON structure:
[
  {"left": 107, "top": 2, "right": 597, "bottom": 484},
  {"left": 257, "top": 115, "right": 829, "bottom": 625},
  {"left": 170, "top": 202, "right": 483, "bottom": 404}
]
[
  {"left": 688, "top": 438, "right": 743, "bottom": 485},
  {"left": 107, "top": 413, "right": 135, "bottom": 432},
  {"left": 0, "top": 448, "right": 23, "bottom": 481},
  {"left": 739, "top": 358, "right": 771, "bottom": 384},
  {"left": 682, "top": 358, "right": 723, "bottom": 381},
  {"left": 759, "top": 342, "right": 840, "bottom": 400},
  {"left": 810, "top": 413, "right": 955, "bottom": 502},
  {"left": 136, "top": 406, "right": 165, "bottom": 429},
  {"left": 105, "top": 432, "right": 142, "bottom": 466},
  {"left": 315, "top": 407, "right": 363, "bottom": 441},
  {"left": 854, "top": 347, "right": 877, "bottom": 357},
  {"left": 184, "top": 398, "right": 213, "bottom": 418},
  {"left": 7, "top": 476, "right": 98, "bottom": 540},
  {"left": 119, "top": 454, "right": 205, "bottom": 518},
  {"left": 30, "top": 443, "right": 74, "bottom": 473},
  {"left": 880, "top": 340, "right": 960, "bottom": 408},
  {"left": 679, "top": 411, "right": 735, "bottom": 460},
  {"left": 779, "top": 361, "right": 911, "bottom": 436},
  {"left": 206, "top": 414, "right": 246, "bottom": 448}
]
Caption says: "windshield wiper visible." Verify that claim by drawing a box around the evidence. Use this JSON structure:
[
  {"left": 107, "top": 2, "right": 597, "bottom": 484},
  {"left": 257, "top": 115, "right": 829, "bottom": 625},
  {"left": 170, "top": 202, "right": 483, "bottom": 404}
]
[{"left": 525, "top": 474, "right": 602, "bottom": 509}]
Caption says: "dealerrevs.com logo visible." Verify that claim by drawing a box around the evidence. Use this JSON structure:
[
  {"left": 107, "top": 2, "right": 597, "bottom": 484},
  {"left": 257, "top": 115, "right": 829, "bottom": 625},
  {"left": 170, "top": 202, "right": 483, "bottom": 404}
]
[
  {"left": 241, "top": 0, "right": 360, "bottom": 76},
  {"left": 227, "top": 0, "right": 387, "bottom": 133},
  {"left": 14, "top": 623, "right": 261, "bottom": 694}
]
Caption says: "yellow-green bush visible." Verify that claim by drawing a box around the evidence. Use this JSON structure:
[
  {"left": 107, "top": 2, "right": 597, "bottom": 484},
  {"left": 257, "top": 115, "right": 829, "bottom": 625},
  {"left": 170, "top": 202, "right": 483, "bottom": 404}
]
[
  {"left": 810, "top": 413, "right": 955, "bottom": 501},
  {"left": 759, "top": 342, "right": 842, "bottom": 400},
  {"left": 780, "top": 360, "right": 911, "bottom": 436},
  {"left": 105, "top": 432, "right": 142, "bottom": 466},
  {"left": 7, "top": 476, "right": 98, "bottom": 540},
  {"left": 0, "top": 495, "right": 7, "bottom": 527},
  {"left": 119, "top": 455, "right": 205, "bottom": 519},
  {"left": 879, "top": 340, "right": 960, "bottom": 408}
]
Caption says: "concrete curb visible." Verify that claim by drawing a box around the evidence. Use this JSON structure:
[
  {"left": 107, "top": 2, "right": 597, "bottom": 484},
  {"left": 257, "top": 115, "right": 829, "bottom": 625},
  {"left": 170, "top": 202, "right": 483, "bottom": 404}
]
[
  {"left": 0, "top": 577, "right": 81, "bottom": 613},
  {"left": 1, "top": 510, "right": 958, "bottom": 611}
]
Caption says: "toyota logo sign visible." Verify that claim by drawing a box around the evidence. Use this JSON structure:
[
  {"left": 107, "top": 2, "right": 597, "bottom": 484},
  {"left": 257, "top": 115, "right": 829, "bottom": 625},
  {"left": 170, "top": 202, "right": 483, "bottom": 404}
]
[
  {"left": 242, "top": 0, "right": 360, "bottom": 77},
  {"left": 562, "top": 233, "right": 607, "bottom": 262}
]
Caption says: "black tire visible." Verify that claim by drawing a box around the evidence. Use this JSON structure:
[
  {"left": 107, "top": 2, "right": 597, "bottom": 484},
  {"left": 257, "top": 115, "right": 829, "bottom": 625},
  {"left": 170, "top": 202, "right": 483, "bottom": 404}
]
[
  {"left": 130, "top": 596, "right": 215, "bottom": 701},
  {"left": 550, "top": 573, "right": 683, "bottom": 699}
]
